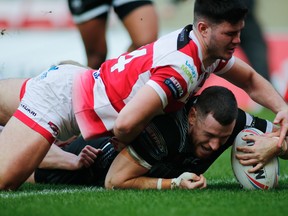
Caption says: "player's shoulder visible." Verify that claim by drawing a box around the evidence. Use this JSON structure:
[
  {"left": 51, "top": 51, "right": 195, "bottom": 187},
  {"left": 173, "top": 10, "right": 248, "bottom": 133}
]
[
  {"left": 153, "top": 26, "right": 189, "bottom": 53},
  {"left": 130, "top": 113, "right": 183, "bottom": 165}
]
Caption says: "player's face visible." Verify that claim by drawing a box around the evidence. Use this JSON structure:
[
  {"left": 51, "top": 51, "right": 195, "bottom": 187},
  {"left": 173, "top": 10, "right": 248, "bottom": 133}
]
[
  {"left": 205, "top": 20, "right": 244, "bottom": 60},
  {"left": 189, "top": 113, "right": 235, "bottom": 159}
]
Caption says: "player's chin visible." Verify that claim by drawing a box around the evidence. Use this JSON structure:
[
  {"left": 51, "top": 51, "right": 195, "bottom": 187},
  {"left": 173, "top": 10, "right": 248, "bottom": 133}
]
[
  {"left": 218, "top": 48, "right": 234, "bottom": 60},
  {"left": 226, "top": 48, "right": 235, "bottom": 58},
  {"left": 221, "top": 53, "right": 233, "bottom": 61},
  {"left": 196, "top": 147, "right": 213, "bottom": 159}
]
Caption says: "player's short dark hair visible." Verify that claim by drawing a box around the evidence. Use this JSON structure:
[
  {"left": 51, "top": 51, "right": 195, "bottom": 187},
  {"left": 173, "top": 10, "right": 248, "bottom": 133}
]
[
  {"left": 194, "top": 86, "right": 238, "bottom": 126},
  {"left": 194, "top": 0, "right": 248, "bottom": 24}
]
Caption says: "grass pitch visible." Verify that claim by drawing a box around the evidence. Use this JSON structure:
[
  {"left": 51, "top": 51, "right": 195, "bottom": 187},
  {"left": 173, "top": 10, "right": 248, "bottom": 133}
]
[{"left": 1, "top": 108, "right": 287, "bottom": 216}]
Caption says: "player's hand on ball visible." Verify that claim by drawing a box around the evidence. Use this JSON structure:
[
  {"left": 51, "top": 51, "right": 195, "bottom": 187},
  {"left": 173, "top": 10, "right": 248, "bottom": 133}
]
[
  {"left": 236, "top": 134, "right": 281, "bottom": 173},
  {"left": 171, "top": 172, "right": 206, "bottom": 189}
]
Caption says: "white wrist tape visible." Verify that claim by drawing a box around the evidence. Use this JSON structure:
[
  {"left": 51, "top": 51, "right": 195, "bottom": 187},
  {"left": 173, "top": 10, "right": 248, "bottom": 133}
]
[
  {"left": 171, "top": 172, "right": 194, "bottom": 189},
  {"left": 171, "top": 178, "right": 181, "bottom": 189},
  {"left": 157, "top": 178, "right": 162, "bottom": 190}
]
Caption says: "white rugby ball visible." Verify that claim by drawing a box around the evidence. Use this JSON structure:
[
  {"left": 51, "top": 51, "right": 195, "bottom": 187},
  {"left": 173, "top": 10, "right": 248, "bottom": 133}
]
[{"left": 231, "top": 128, "right": 279, "bottom": 190}]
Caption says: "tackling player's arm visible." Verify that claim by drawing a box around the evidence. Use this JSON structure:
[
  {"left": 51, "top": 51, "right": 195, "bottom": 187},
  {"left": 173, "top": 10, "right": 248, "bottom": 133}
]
[
  {"left": 219, "top": 57, "right": 288, "bottom": 147},
  {"left": 38, "top": 144, "right": 101, "bottom": 170},
  {"left": 234, "top": 109, "right": 288, "bottom": 172},
  {"left": 113, "top": 85, "right": 164, "bottom": 147},
  {"left": 104, "top": 147, "right": 206, "bottom": 190}
]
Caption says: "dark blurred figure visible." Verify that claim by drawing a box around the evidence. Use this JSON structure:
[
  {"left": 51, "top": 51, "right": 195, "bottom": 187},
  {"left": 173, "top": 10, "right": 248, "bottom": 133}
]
[
  {"left": 68, "top": 0, "right": 158, "bottom": 69},
  {"left": 241, "top": 0, "right": 270, "bottom": 81}
]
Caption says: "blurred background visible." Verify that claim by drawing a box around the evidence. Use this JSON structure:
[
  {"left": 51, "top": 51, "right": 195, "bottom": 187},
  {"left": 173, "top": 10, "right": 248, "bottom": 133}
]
[{"left": 0, "top": 0, "right": 287, "bottom": 112}]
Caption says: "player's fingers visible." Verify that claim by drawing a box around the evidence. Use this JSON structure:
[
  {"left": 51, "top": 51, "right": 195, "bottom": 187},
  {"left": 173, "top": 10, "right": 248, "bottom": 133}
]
[
  {"left": 80, "top": 154, "right": 95, "bottom": 167},
  {"left": 190, "top": 175, "right": 206, "bottom": 189},
  {"left": 190, "top": 173, "right": 201, "bottom": 182},
  {"left": 85, "top": 145, "right": 103, "bottom": 155},
  {"left": 81, "top": 147, "right": 98, "bottom": 160},
  {"left": 278, "top": 128, "right": 288, "bottom": 148},
  {"left": 248, "top": 163, "right": 263, "bottom": 173},
  {"left": 263, "top": 131, "right": 279, "bottom": 138},
  {"left": 82, "top": 160, "right": 91, "bottom": 168},
  {"left": 236, "top": 146, "right": 254, "bottom": 153},
  {"left": 235, "top": 153, "right": 253, "bottom": 160},
  {"left": 199, "top": 174, "right": 207, "bottom": 189},
  {"left": 77, "top": 154, "right": 90, "bottom": 168},
  {"left": 238, "top": 158, "right": 258, "bottom": 166},
  {"left": 242, "top": 134, "right": 258, "bottom": 142}
]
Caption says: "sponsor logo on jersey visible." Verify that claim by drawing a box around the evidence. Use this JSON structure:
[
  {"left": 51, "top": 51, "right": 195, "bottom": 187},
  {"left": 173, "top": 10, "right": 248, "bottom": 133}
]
[
  {"left": 36, "top": 65, "right": 59, "bottom": 81},
  {"left": 48, "top": 121, "right": 59, "bottom": 136},
  {"left": 92, "top": 70, "right": 101, "bottom": 79},
  {"left": 144, "top": 126, "right": 167, "bottom": 160},
  {"left": 164, "top": 77, "right": 184, "bottom": 99},
  {"left": 181, "top": 60, "right": 197, "bottom": 84},
  {"left": 20, "top": 103, "right": 37, "bottom": 117},
  {"left": 48, "top": 65, "right": 59, "bottom": 71},
  {"left": 37, "top": 71, "right": 48, "bottom": 80}
]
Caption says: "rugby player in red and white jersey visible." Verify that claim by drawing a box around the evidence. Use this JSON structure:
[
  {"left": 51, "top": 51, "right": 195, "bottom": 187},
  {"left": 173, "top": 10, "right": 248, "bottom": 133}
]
[
  {"left": 0, "top": 0, "right": 287, "bottom": 190},
  {"left": 0, "top": 80, "right": 286, "bottom": 189}
]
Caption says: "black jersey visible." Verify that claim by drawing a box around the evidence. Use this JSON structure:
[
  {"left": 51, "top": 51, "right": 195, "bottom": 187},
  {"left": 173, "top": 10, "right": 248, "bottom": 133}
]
[
  {"left": 132, "top": 108, "right": 272, "bottom": 178},
  {"left": 34, "top": 136, "right": 117, "bottom": 186},
  {"left": 34, "top": 108, "right": 272, "bottom": 186}
]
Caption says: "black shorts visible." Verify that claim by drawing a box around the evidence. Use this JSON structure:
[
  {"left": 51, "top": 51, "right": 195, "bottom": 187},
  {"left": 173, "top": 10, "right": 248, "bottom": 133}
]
[
  {"left": 34, "top": 136, "right": 118, "bottom": 187},
  {"left": 68, "top": 0, "right": 153, "bottom": 24}
]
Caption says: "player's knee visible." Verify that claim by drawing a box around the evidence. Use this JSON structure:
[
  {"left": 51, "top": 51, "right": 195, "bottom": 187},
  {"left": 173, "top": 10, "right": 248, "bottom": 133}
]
[
  {"left": 0, "top": 177, "right": 20, "bottom": 191},
  {"left": 0, "top": 168, "right": 24, "bottom": 191}
]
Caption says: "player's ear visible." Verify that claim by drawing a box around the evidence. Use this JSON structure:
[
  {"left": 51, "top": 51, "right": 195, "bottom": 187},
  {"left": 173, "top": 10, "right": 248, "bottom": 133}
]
[
  {"left": 188, "top": 107, "right": 197, "bottom": 126},
  {"left": 197, "top": 21, "right": 209, "bottom": 37}
]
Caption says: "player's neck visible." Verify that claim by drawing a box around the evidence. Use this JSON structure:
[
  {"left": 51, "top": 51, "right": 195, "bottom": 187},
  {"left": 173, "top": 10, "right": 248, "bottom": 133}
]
[{"left": 194, "top": 29, "right": 215, "bottom": 68}]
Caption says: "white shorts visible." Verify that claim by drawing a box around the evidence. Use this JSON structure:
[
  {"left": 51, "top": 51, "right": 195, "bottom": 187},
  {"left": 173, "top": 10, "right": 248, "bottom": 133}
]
[{"left": 14, "top": 64, "right": 87, "bottom": 143}]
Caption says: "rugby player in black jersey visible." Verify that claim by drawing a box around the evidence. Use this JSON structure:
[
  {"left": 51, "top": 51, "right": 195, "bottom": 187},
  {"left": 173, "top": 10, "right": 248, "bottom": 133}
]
[{"left": 26, "top": 86, "right": 287, "bottom": 189}]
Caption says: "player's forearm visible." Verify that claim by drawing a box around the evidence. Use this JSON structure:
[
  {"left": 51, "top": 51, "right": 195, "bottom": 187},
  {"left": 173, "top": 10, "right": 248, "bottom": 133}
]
[
  {"left": 247, "top": 72, "right": 287, "bottom": 113},
  {"left": 38, "top": 144, "right": 78, "bottom": 170},
  {"left": 106, "top": 176, "right": 173, "bottom": 190},
  {"left": 106, "top": 173, "right": 203, "bottom": 190}
]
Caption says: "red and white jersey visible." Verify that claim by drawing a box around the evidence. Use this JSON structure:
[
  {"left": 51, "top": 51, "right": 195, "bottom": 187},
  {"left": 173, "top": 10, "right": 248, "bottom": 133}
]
[{"left": 73, "top": 25, "right": 235, "bottom": 139}]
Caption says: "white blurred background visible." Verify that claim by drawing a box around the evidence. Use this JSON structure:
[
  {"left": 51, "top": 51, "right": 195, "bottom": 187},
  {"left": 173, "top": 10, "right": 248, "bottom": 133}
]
[
  {"left": 0, "top": 0, "right": 287, "bottom": 111},
  {"left": 0, "top": 0, "right": 195, "bottom": 78}
]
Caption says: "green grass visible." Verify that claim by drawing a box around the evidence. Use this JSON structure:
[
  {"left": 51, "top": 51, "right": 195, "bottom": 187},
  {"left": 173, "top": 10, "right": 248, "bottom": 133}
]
[
  {"left": 1, "top": 157, "right": 287, "bottom": 216},
  {"left": 1, "top": 109, "right": 287, "bottom": 216}
]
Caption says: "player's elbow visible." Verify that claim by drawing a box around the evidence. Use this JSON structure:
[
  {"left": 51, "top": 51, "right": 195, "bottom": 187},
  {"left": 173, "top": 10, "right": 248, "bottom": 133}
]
[
  {"left": 113, "top": 120, "right": 134, "bottom": 140},
  {"left": 104, "top": 175, "right": 125, "bottom": 189}
]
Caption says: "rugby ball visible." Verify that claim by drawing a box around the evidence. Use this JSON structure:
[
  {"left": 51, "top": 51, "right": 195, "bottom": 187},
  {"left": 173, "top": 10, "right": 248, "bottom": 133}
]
[{"left": 231, "top": 128, "right": 279, "bottom": 190}]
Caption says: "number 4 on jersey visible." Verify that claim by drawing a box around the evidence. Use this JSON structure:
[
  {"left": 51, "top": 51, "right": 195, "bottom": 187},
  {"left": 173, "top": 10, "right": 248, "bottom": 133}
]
[{"left": 111, "top": 49, "right": 147, "bottom": 72}]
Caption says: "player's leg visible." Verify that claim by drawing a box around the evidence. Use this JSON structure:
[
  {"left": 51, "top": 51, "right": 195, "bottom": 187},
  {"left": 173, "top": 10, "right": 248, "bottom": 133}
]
[
  {"left": 0, "top": 79, "right": 26, "bottom": 126},
  {"left": 0, "top": 117, "right": 51, "bottom": 190},
  {"left": 115, "top": 1, "right": 158, "bottom": 52},
  {"left": 67, "top": 0, "right": 110, "bottom": 69},
  {"left": 77, "top": 18, "right": 108, "bottom": 69}
]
